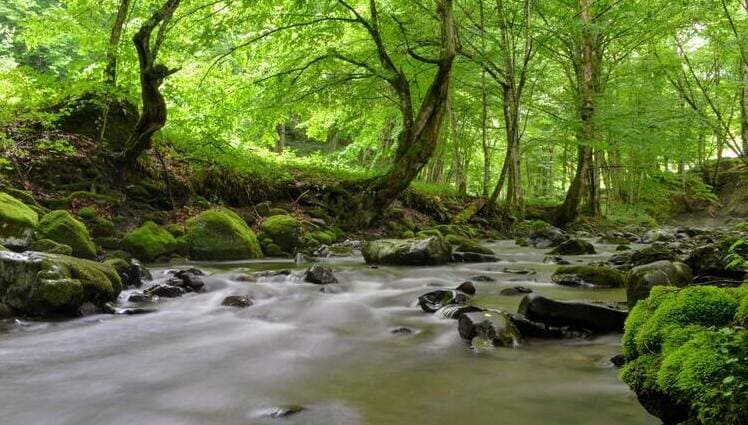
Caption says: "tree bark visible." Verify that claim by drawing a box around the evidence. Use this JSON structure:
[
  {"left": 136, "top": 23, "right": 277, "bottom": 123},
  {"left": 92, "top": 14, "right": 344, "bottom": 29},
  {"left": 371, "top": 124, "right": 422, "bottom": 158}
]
[
  {"left": 276, "top": 123, "right": 286, "bottom": 154},
  {"left": 556, "top": 0, "right": 599, "bottom": 226},
  {"left": 361, "top": 0, "right": 457, "bottom": 221},
  {"left": 104, "top": 0, "right": 131, "bottom": 88},
  {"left": 119, "top": 0, "right": 181, "bottom": 171}
]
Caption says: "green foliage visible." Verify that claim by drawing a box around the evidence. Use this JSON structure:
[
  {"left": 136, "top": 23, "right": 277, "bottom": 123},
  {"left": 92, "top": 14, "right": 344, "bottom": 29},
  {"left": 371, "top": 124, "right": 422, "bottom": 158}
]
[{"left": 621, "top": 285, "right": 748, "bottom": 425}]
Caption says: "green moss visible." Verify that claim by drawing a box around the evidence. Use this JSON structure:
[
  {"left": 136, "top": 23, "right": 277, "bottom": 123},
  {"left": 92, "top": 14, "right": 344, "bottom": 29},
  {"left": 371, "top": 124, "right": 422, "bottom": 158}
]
[
  {"left": 164, "top": 223, "right": 186, "bottom": 237},
  {"left": 0, "top": 251, "right": 121, "bottom": 315},
  {"left": 123, "top": 221, "right": 178, "bottom": 262},
  {"left": 77, "top": 207, "right": 98, "bottom": 220},
  {"left": 30, "top": 239, "right": 73, "bottom": 256},
  {"left": 259, "top": 215, "right": 303, "bottom": 253},
  {"left": 185, "top": 208, "right": 262, "bottom": 260},
  {"left": 552, "top": 265, "right": 625, "bottom": 288},
  {"left": 307, "top": 230, "right": 335, "bottom": 245},
  {"left": 268, "top": 207, "right": 287, "bottom": 216},
  {"left": 416, "top": 229, "right": 443, "bottom": 239},
  {"left": 329, "top": 245, "right": 353, "bottom": 256},
  {"left": 402, "top": 230, "right": 415, "bottom": 238},
  {"left": 36, "top": 210, "right": 96, "bottom": 259},
  {"left": 621, "top": 285, "right": 748, "bottom": 425},
  {"left": 0, "top": 192, "right": 39, "bottom": 248},
  {"left": 263, "top": 242, "right": 284, "bottom": 257},
  {"left": 445, "top": 234, "right": 493, "bottom": 255}
]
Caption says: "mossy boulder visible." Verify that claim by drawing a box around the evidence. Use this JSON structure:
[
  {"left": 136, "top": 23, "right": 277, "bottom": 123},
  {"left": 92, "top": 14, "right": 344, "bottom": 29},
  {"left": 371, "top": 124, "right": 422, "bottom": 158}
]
[
  {"left": 527, "top": 222, "right": 568, "bottom": 248},
  {"left": 123, "top": 221, "right": 178, "bottom": 262},
  {"left": 363, "top": 237, "right": 451, "bottom": 266},
  {"left": 0, "top": 192, "right": 39, "bottom": 249},
  {"left": 0, "top": 250, "right": 122, "bottom": 316},
  {"left": 548, "top": 239, "right": 595, "bottom": 255},
  {"left": 306, "top": 230, "right": 336, "bottom": 246},
  {"left": 36, "top": 210, "right": 96, "bottom": 259},
  {"left": 30, "top": 239, "right": 73, "bottom": 256},
  {"left": 625, "top": 260, "right": 693, "bottom": 308},
  {"left": 86, "top": 216, "right": 116, "bottom": 238},
  {"left": 621, "top": 285, "right": 748, "bottom": 425},
  {"left": 445, "top": 234, "right": 493, "bottom": 255},
  {"left": 185, "top": 208, "right": 262, "bottom": 261},
  {"left": 551, "top": 265, "right": 625, "bottom": 288},
  {"left": 260, "top": 215, "right": 304, "bottom": 253},
  {"left": 630, "top": 245, "right": 676, "bottom": 267}
]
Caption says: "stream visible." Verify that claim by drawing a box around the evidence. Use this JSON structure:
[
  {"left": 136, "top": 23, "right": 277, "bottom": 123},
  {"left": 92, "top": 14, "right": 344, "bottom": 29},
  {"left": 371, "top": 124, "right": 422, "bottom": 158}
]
[{"left": 0, "top": 240, "right": 656, "bottom": 425}]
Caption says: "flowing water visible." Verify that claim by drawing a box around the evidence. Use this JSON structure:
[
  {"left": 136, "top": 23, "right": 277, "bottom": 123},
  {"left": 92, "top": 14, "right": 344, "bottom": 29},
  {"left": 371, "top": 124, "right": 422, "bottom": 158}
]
[{"left": 0, "top": 241, "right": 656, "bottom": 425}]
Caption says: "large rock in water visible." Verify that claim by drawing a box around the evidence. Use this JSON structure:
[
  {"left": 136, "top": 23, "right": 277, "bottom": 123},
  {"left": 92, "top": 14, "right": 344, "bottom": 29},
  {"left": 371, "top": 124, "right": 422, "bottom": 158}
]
[
  {"left": 184, "top": 208, "right": 262, "bottom": 260},
  {"left": 528, "top": 224, "right": 568, "bottom": 248},
  {"left": 624, "top": 260, "right": 692, "bottom": 308},
  {"left": 259, "top": 215, "right": 304, "bottom": 253},
  {"left": 458, "top": 310, "right": 520, "bottom": 347},
  {"left": 517, "top": 294, "right": 627, "bottom": 333},
  {"left": 548, "top": 239, "right": 595, "bottom": 255},
  {"left": 36, "top": 210, "right": 97, "bottom": 259},
  {"left": 0, "top": 192, "right": 38, "bottom": 249},
  {"left": 0, "top": 251, "right": 122, "bottom": 316},
  {"left": 551, "top": 265, "right": 624, "bottom": 288},
  {"left": 363, "top": 237, "right": 451, "bottom": 266},
  {"left": 123, "top": 221, "right": 178, "bottom": 262}
]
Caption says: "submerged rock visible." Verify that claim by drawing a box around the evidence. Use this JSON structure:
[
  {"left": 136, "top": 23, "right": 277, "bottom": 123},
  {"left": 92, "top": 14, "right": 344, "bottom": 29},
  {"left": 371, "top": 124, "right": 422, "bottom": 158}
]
[
  {"left": 390, "top": 327, "right": 413, "bottom": 335},
  {"left": 551, "top": 265, "right": 625, "bottom": 288},
  {"left": 184, "top": 208, "right": 262, "bottom": 261},
  {"left": 548, "top": 239, "right": 596, "bottom": 255},
  {"left": 455, "top": 281, "right": 476, "bottom": 295},
  {"left": 528, "top": 225, "right": 568, "bottom": 248},
  {"left": 458, "top": 310, "right": 520, "bottom": 347},
  {"left": 517, "top": 294, "right": 627, "bottom": 333},
  {"left": 303, "top": 264, "right": 338, "bottom": 284},
  {"left": 417, "top": 289, "right": 469, "bottom": 313},
  {"left": 444, "top": 235, "right": 494, "bottom": 255},
  {"left": 166, "top": 268, "right": 206, "bottom": 293},
  {"left": 624, "top": 260, "right": 692, "bottom": 308},
  {"left": 36, "top": 210, "right": 97, "bottom": 259},
  {"left": 363, "top": 237, "right": 451, "bottom": 266},
  {"left": 0, "top": 192, "right": 38, "bottom": 249},
  {"left": 221, "top": 295, "right": 253, "bottom": 308},
  {"left": 450, "top": 251, "right": 499, "bottom": 263},
  {"left": 144, "top": 284, "right": 185, "bottom": 298},
  {"left": 0, "top": 251, "right": 122, "bottom": 316},
  {"left": 499, "top": 286, "right": 533, "bottom": 296},
  {"left": 437, "top": 304, "right": 483, "bottom": 319}
]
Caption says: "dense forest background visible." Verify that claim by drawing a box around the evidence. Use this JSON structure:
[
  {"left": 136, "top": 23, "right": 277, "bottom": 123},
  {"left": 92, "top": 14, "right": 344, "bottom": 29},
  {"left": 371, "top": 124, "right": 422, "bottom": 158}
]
[{"left": 1, "top": 0, "right": 747, "bottom": 225}]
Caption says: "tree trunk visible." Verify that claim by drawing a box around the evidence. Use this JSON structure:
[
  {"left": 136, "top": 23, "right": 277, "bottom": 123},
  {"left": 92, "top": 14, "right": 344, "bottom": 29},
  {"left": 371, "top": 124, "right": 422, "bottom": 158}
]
[
  {"left": 119, "top": 0, "right": 181, "bottom": 171},
  {"left": 502, "top": 82, "right": 523, "bottom": 213},
  {"left": 556, "top": 0, "right": 599, "bottom": 226},
  {"left": 362, "top": 0, "right": 457, "bottom": 221},
  {"left": 104, "top": 0, "right": 131, "bottom": 88},
  {"left": 276, "top": 123, "right": 286, "bottom": 154},
  {"left": 742, "top": 59, "right": 748, "bottom": 156},
  {"left": 448, "top": 94, "right": 467, "bottom": 195}
]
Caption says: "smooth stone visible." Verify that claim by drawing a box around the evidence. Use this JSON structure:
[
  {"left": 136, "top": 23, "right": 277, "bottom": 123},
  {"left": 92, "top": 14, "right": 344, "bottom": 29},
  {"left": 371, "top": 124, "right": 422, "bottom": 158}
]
[
  {"left": 517, "top": 294, "right": 628, "bottom": 333},
  {"left": 304, "top": 264, "right": 338, "bottom": 285},
  {"left": 221, "top": 295, "right": 253, "bottom": 308}
]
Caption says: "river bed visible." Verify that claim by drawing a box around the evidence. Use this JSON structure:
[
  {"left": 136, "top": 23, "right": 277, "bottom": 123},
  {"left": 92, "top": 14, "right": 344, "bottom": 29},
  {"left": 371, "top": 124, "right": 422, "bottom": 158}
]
[{"left": 0, "top": 241, "right": 656, "bottom": 425}]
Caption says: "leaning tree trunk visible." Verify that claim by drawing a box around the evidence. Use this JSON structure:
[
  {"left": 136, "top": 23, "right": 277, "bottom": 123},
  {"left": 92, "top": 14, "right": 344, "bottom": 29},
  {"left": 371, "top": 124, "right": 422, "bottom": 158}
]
[
  {"left": 361, "top": 0, "right": 457, "bottom": 222},
  {"left": 118, "top": 0, "right": 181, "bottom": 171}
]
